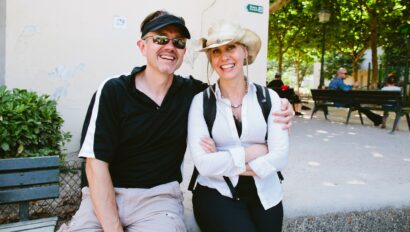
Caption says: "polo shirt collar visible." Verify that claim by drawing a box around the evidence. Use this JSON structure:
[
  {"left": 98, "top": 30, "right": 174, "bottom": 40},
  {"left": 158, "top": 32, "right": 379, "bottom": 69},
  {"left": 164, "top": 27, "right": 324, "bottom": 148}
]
[{"left": 127, "top": 65, "right": 184, "bottom": 96}]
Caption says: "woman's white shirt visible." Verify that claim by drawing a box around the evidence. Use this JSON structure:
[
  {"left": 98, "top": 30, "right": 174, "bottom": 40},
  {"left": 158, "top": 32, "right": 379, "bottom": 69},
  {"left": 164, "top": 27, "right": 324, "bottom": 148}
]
[{"left": 187, "top": 81, "right": 289, "bottom": 210}]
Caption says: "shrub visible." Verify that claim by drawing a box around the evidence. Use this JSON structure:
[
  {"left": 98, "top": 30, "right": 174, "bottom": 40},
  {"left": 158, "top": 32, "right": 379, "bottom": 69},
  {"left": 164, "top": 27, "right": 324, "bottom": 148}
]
[{"left": 0, "top": 86, "right": 71, "bottom": 159}]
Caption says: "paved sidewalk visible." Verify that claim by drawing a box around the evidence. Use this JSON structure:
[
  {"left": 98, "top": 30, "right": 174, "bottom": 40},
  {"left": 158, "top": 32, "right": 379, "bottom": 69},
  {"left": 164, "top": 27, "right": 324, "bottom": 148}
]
[{"left": 181, "top": 105, "right": 410, "bottom": 231}]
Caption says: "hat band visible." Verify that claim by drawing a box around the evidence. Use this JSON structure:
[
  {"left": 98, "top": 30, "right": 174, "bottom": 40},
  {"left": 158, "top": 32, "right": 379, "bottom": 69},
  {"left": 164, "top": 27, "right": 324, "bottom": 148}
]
[{"left": 207, "top": 38, "right": 232, "bottom": 47}]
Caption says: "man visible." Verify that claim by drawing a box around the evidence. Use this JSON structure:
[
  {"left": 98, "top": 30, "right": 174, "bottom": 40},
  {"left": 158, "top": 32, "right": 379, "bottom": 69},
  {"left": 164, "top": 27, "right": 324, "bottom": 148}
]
[
  {"left": 267, "top": 72, "right": 284, "bottom": 89},
  {"left": 58, "top": 10, "right": 293, "bottom": 232},
  {"left": 329, "top": 67, "right": 383, "bottom": 126},
  {"left": 268, "top": 73, "right": 303, "bottom": 116}
]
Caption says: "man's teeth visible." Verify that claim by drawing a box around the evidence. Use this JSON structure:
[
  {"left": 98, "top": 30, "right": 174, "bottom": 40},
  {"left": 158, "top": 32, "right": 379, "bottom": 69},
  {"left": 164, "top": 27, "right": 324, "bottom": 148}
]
[
  {"left": 160, "top": 55, "right": 175, "bottom": 60},
  {"left": 221, "top": 64, "right": 234, "bottom": 69}
]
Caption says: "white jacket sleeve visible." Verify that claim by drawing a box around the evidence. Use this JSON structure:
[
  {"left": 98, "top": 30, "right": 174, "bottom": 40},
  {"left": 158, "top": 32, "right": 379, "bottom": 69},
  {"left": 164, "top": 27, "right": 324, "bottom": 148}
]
[
  {"left": 187, "top": 93, "right": 246, "bottom": 177},
  {"left": 248, "top": 89, "right": 289, "bottom": 179}
]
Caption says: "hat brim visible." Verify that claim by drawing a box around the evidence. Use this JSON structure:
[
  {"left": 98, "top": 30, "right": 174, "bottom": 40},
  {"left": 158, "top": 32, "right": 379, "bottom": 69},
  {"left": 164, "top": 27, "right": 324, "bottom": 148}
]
[
  {"left": 197, "top": 38, "right": 235, "bottom": 52},
  {"left": 198, "top": 29, "right": 261, "bottom": 65}
]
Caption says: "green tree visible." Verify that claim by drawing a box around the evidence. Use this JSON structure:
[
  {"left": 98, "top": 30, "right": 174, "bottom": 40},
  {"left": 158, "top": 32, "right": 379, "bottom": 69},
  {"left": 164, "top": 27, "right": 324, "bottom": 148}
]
[
  {"left": 357, "top": 0, "right": 407, "bottom": 85},
  {"left": 268, "top": 0, "right": 318, "bottom": 74},
  {"left": 285, "top": 47, "right": 315, "bottom": 91},
  {"left": 268, "top": 0, "right": 407, "bottom": 89},
  {"left": 379, "top": 2, "right": 409, "bottom": 68},
  {"left": 324, "top": 0, "right": 369, "bottom": 82}
]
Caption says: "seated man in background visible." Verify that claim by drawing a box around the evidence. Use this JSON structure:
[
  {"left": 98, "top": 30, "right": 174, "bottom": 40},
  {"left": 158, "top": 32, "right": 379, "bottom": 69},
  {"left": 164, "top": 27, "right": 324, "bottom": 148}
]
[
  {"left": 268, "top": 73, "right": 303, "bottom": 116},
  {"left": 328, "top": 67, "right": 383, "bottom": 126},
  {"left": 267, "top": 73, "right": 285, "bottom": 88}
]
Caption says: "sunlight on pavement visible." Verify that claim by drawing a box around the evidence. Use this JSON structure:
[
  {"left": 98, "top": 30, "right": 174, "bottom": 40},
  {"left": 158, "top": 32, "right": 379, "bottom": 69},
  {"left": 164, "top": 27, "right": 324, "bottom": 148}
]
[
  {"left": 372, "top": 152, "right": 384, "bottom": 158},
  {"left": 347, "top": 180, "right": 366, "bottom": 185},
  {"left": 322, "top": 182, "right": 337, "bottom": 187},
  {"left": 308, "top": 161, "right": 320, "bottom": 166}
]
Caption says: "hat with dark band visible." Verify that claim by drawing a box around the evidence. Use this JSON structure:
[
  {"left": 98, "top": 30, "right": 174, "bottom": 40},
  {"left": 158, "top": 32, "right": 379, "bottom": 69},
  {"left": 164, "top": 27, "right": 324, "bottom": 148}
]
[{"left": 199, "top": 20, "right": 261, "bottom": 65}]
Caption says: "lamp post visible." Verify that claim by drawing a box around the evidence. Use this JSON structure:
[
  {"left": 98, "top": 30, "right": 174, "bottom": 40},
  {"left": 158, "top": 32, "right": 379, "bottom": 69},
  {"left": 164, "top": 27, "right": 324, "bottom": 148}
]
[{"left": 318, "top": 10, "right": 331, "bottom": 89}]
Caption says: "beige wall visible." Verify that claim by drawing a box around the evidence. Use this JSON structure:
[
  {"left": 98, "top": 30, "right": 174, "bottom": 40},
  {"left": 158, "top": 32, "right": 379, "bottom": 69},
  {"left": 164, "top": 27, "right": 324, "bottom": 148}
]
[
  {"left": 0, "top": 0, "right": 5, "bottom": 85},
  {"left": 3, "top": 0, "right": 269, "bottom": 153}
]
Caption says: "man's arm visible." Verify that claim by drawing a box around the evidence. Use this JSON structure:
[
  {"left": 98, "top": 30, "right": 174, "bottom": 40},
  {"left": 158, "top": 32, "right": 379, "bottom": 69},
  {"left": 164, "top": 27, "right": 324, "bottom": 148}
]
[
  {"left": 86, "top": 158, "right": 123, "bottom": 232},
  {"left": 330, "top": 78, "right": 352, "bottom": 91}
]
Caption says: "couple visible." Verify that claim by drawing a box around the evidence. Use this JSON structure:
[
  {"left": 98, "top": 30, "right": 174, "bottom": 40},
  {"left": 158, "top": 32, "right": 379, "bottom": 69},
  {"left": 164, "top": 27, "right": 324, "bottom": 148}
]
[{"left": 59, "top": 10, "right": 291, "bottom": 232}]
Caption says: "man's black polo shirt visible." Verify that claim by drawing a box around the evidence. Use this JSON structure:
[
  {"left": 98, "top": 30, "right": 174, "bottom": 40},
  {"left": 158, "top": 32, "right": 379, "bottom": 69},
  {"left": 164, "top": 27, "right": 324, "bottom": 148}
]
[{"left": 79, "top": 66, "right": 207, "bottom": 188}]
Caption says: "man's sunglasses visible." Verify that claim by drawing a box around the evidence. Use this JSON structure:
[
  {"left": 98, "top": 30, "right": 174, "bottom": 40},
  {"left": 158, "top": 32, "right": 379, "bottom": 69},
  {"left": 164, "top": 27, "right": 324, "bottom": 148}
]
[{"left": 143, "top": 35, "right": 187, "bottom": 49}]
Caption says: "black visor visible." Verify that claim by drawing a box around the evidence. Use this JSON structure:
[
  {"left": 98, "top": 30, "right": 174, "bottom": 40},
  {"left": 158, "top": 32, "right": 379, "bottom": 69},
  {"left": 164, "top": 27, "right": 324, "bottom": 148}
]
[{"left": 141, "top": 14, "right": 191, "bottom": 39}]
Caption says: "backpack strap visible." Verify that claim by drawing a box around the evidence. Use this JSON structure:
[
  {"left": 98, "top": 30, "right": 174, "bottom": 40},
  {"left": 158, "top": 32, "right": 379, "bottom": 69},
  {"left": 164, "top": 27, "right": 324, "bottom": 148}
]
[
  {"left": 203, "top": 85, "right": 217, "bottom": 136},
  {"left": 254, "top": 84, "right": 284, "bottom": 183},
  {"left": 254, "top": 83, "right": 271, "bottom": 140}
]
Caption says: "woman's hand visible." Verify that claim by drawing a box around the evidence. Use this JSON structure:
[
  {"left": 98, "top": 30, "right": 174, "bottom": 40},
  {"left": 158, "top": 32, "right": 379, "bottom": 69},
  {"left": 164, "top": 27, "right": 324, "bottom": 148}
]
[
  {"left": 240, "top": 164, "right": 256, "bottom": 176},
  {"left": 245, "top": 144, "right": 268, "bottom": 162},
  {"left": 200, "top": 136, "right": 216, "bottom": 153}
]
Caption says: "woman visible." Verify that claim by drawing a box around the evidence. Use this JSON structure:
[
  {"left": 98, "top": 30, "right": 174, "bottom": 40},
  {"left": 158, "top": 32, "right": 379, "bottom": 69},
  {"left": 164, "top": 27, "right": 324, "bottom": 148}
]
[{"left": 187, "top": 21, "right": 289, "bottom": 232}]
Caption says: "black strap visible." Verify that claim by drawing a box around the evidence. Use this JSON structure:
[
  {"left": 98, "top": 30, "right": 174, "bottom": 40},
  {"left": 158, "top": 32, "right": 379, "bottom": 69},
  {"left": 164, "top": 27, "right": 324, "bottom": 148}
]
[
  {"left": 255, "top": 84, "right": 271, "bottom": 140},
  {"left": 254, "top": 84, "right": 284, "bottom": 183},
  {"left": 203, "top": 85, "right": 217, "bottom": 136}
]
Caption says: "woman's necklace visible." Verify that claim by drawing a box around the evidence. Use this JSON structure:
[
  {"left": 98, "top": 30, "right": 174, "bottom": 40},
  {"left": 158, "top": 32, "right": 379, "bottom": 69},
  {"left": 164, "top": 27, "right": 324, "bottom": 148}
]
[
  {"left": 231, "top": 103, "right": 242, "bottom": 109},
  {"left": 220, "top": 78, "right": 248, "bottom": 108},
  {"left": 219, "top": 78, "right": 248, "bottom": 121}
]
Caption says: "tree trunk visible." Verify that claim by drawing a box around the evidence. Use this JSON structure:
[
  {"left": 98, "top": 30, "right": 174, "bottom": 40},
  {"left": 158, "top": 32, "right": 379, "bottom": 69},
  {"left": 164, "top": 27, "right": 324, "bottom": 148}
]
[
  {"left": 278, "top": 41, "right": 283, "bottom": 74},
  {"left": 370, "top": 8, "right": 379, "bottom": 86},
  {"left": 352, "top": 57, "right": 359, "bottom": 83},
  {"left": 269, "top": 0, "right": 291, "bottom": 14},
  {"left": 295, "top": 56, "right": 300, "bottom": 93}
]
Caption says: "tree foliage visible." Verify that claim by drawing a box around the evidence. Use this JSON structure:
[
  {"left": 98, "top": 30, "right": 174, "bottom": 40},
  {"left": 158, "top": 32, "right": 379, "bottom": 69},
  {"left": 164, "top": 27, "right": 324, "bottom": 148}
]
[
  {"left": 268, "top": 0, "right": 408, "bottom": 88},
  {"left": 268, "top": 0, "right": 318, "bottom": 74}
]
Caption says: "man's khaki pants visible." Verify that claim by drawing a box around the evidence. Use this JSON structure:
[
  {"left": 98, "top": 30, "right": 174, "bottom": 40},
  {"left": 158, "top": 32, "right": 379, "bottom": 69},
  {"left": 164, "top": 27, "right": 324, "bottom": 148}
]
[{"left": 58, "top": 181, "right": 186, "bottom": 232}]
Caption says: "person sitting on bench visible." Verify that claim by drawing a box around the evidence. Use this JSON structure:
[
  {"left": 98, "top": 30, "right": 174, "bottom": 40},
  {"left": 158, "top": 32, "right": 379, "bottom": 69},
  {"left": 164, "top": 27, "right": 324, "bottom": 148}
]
[
  {"left": 268, "top": 73, "right": 303, "bottom": 116},
  {"left": 328, "top": 67, "right": 383, "bottom": 126},
  {"left": 381, "top": 73, "right": 401, "bottom": 128}
]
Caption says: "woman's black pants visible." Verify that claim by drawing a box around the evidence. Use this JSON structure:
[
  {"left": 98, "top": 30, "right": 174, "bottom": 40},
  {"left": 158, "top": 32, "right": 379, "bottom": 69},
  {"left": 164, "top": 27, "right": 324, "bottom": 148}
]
[{"left": 193, "top": 184, "right": 283, "bottom": 232}]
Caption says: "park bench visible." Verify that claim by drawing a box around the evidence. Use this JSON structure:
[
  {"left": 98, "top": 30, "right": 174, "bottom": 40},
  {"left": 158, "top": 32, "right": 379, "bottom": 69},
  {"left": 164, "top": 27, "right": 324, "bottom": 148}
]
[
  {"left": 0, "top": 156, "right": 60, "bottom": 232},
  {"left": 310, "top": 89, "right": 410, "bottom": 133}
]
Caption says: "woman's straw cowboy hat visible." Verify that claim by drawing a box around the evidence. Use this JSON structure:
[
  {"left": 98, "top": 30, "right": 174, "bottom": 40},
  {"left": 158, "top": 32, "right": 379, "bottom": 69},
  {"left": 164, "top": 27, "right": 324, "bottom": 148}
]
[{"left": 199, "top": 20, "right": 261, "bottom": 65}]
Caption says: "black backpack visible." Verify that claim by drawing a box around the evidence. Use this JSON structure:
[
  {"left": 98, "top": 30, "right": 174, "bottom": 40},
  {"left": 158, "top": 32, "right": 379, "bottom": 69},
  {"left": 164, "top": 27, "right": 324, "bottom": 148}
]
[{"left": 188, "top": 83, "right": 284, "bottom": 200}]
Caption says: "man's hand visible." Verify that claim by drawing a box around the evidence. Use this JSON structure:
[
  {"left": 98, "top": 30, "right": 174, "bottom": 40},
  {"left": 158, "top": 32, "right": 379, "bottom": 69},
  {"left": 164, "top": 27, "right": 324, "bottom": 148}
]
[{"left": 272, "top": 98, "right": 294, "bottom": 130}]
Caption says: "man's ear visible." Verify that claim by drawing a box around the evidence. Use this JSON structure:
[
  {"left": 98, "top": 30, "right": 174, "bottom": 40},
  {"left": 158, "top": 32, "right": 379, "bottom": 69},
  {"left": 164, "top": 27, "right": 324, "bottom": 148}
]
[{"left": 137, "top": 39, "right": 147, "bottom": 56}]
